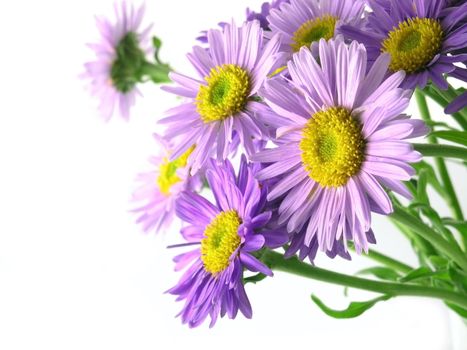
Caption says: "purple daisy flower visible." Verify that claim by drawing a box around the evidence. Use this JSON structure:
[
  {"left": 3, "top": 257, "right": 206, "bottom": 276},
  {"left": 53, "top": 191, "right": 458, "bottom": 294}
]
[
  {"left": 83, "top": 1, "right": 152, "bottom": 121},
  {"left": 340, "top": 0, "right": 467, "bottom": 90},
  {"left": 159, "top": 21, "right": 281, "bottom": 175},
  {"left": 252, "top": 38, "right": 428, "bottom": 255},
  {"left": 246, "top": 0, "right": 290, "bottom": 30},
  {"left": 167, "top": 157, "right": 288, "bottom": 327},
  {"left": 267, "top": 0, "right": 365, "bottom": 55},
  {"left": 196, "top": 1, "right": 290, "bottom": 43},
  {"left": 131, "top": 135, "right": 201, "bottom": 233}
]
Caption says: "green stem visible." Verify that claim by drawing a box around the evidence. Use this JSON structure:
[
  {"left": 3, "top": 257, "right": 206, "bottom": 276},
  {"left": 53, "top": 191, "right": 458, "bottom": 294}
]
[
  {"left": 391, "top": 207, "right": 467, "bottom": 272},
  {"left": 415, "top": 89, "right": 465, "bottom": 241},
  {"left": 413, "top": 143, "right": 467, "bottom": 162},
  {"left": 141, "top": 61, "right": 171, "bottom": 83},
  {"left": 262, "top": 250, "right": 467, "bottom": 309}
]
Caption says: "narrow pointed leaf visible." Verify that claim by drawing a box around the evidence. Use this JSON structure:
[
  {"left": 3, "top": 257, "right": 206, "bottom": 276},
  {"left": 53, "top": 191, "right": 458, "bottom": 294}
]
[
  {"left": 311, "top": 294, "right": 392, "bottom": 319},
  {"left": 356, "top": 266, "right": 400, "bottom": 281},
  {"left": 430, "top": 130, "right": 467, "bottom": 147}
]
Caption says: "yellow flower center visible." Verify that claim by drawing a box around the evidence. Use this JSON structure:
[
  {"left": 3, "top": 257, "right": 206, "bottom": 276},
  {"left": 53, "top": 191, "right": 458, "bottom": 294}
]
[
  {"left": 381, "top": 17, "right": 443, "bottom": 74},
  {"left": 156, "top": 147, "right": 194, "bottom": 195},
  {"left": 196, "top": 64, "right": 251, "bottom": 123},
  {"left": 291, "top": 15, "right": 338, "bottom": 52},
  {"left": 201, "top": 210, "right": 242, "bottom": 275},
  {"left": 299, "top": 107, "right": 365, "bottom": 188}
]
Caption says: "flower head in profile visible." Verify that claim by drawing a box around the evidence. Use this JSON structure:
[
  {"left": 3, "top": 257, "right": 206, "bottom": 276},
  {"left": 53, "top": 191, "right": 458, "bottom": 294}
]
[
  {"left": 340, "top": 0, "right": 467, "bottom": 90},
  {"left": 83, "top": 1, "right": 152, "bottom": 120},
  {"left": 167, "top": 157, "right": 288, "bottom": 327},
  {"left": 253, "top": 38, "right": 428, "bottom": 256},
  {"left": 159, "top": 20, "right": 281, "bottom": 175},
  {"left": 267, "top": 0, "right": 365, "bottom": 55},
  {"left": 131, "top": 135, "right": 200, "bottom": 233}
]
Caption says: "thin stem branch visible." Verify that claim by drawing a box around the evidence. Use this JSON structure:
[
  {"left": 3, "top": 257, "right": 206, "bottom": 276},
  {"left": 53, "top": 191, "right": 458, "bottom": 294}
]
[{"left": 262, "top": 251, "right": 467, "bottom": 309}]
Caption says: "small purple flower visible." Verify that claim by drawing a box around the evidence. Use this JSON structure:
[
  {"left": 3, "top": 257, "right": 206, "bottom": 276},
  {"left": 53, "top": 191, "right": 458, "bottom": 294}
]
[
  {"left": 83, "top": 1, "right": 152, "bottom": 121},
  {"left": 340, "top": 0, "right": 467, "bottom": 90},
  {"left": 131, "top": 135, "right": 200, "bottom": 233},
  {"left": 167, "top": 157, "right": 287, "bottom": 327},
  {"left": 159, "top": 21, "right": 281, "bottom": 175},
  {"left": 267, "top": 0, "right": 366, "bottom": 55},
  {"left": 252, "top": 38, "right": 428, "bottom": 255}
]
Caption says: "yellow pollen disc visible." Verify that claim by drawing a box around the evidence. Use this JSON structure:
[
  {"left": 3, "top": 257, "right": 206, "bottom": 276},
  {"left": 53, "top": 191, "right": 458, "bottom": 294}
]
[
  {"left": 201, "top": 210, "right": 242, "bottom": 275},
  {"left": 291, "top": 15, "right": 338, "bottom": 52},
  {"left": 156, "top": 146, "right": 194, "bottom": 195},
  {"left": 299, "top": 107, "right": 365, "bottom": 188},
  {"left": 196, "top": 64, "right": 251, "bottom": 123},
  {"left": 382, "top": 17, "right": 443, "bottom": 74}
]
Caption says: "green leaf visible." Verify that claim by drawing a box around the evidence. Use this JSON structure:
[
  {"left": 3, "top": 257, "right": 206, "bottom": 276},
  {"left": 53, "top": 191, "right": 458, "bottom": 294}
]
[
  {"left": 399, "top": 266, "right": 438, "bottom": 283},
  {"left": 356, "top": 266, "right": 400, "bottom": 281},
  {"left": 424, "top": 120, "right": 457, "bottom": 131},
  {"left": 243, "top": 273, "right": 267, "bottom": 285},
  {"left": 449, "top": 266, "right": 467, "bottom": 293},
  {"left": 412, "top": 161, "right": 444, "bottom": 196},
  {"left": 428, "top": 255, "right": 449, "bottom": 269},
  {"left": 430, "top": 130, "right": 467, "bottom": 147},
  {"left": 416, "top": 168, "right": 429, "bottom": 205},
  {"left": 443, "top": 219, "right": 467, "bottom": 242},
  {"left": 409, "top": 202, "right": 458, "bottom": 245},
  {"left": 445, "top": 301, "right": 467, "bottom": 318},
  {"left": 311, "top": 294, "right": 392, "bottom": 319}
]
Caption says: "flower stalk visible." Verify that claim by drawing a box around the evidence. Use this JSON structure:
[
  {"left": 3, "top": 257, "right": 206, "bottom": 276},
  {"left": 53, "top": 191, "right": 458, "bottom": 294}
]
[{"left": 261, "top": 250, "right": 467, "bottom": 309}]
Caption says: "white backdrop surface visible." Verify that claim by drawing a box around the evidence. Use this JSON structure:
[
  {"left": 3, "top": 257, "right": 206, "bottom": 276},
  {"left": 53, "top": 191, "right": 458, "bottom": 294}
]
[{"left": 0, "top": 1, "right": 466, "bottom": 349}]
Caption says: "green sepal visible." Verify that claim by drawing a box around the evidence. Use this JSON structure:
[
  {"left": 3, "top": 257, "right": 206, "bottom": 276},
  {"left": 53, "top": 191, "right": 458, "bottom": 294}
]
[{"left": 243, "top": 273, "right": 267, "bottom": 285}]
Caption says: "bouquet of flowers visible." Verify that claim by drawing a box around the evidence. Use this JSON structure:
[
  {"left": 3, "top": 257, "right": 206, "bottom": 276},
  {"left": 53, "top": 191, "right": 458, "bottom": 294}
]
[{"left": 84, "top": 0, "right": 467, "bottom": 328}]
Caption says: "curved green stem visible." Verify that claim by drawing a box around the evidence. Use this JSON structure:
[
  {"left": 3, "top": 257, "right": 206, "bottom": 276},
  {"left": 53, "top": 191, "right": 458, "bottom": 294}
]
[
  {"left": 414, "top": 143, "right": 467, "bottom": 162},
  {"left": 391, "top": 207, "right": 467, "bottom": 272},
  {"left": 261, "top": 250, "right": 467, "bottom": 309}
]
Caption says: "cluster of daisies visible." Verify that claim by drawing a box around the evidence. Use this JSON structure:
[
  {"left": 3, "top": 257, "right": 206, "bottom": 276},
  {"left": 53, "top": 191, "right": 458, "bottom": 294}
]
[{"left": 84, "top": 0, "right": 467, "bottom": 327}]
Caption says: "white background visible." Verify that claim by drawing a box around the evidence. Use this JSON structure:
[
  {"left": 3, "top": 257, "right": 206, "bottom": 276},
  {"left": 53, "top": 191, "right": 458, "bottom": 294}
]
[{"left": 0, "top": 0, "right": 466, "bottom": 349}]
